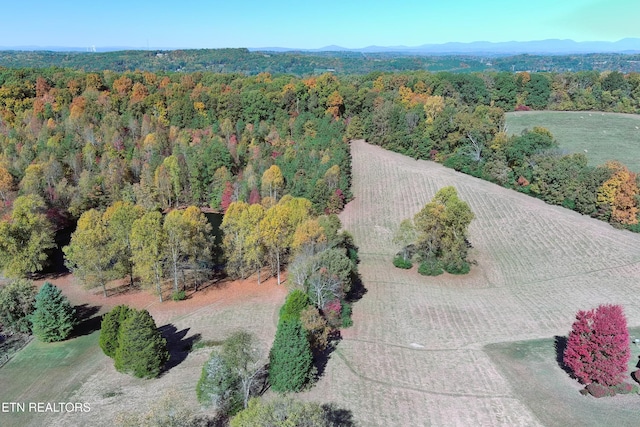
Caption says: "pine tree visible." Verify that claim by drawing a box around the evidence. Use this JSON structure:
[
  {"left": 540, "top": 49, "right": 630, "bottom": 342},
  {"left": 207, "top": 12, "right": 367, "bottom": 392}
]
[
  {"left": 563, "top": 304, "right": 630, "bottom": 387},
  {"left": 99, "top": 305, "right": 132, "bottom": 358},
  {"left": 268, "top": 319, "right": 312, "bottom": 392},
  {"left": 30, "top": 282, "right": 76, "bottom": 342},
  {"left": 114, "top": 309, "right": 168, "bottom": 378}
]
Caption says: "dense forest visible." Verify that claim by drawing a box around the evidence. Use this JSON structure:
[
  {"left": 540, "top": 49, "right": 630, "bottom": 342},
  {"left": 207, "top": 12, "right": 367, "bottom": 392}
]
[
  {"left": 1, "top": 65, "right": 640, "bottom": 278},
  {"left": 1, "top": 49, "right": 640, "bottom": 74}
]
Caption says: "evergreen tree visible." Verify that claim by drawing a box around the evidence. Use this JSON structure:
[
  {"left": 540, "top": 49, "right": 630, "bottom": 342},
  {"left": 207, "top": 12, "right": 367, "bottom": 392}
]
[
  {"left": 279, "top": 290, "right": 311, "bottom": 322},
  {"left": 30, "top": 282, "right": 76, "bottom": 342},
  {"left": 114, "top": 309, "right": 168, "bottom": 378},
  {"left": 99, "top": 305, "right": 132, "bottom": 358},
  {"left": 268, "top": 319, "right": 313, "bottom": 392}
]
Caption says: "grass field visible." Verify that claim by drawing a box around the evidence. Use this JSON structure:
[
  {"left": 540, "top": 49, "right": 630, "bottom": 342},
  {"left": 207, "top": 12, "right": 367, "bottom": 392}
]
[
  {"left": 505, "top": 111, "right": 640, "bottom": 172},
  {"left": 294, "top": 140, "right": 640, "bottom": 426}
]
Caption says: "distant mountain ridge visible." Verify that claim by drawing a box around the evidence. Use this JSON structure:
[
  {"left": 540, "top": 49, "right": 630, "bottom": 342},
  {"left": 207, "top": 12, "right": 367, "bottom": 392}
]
[{"left": 252, "top": 38, "right": 640, "bottom": 55}]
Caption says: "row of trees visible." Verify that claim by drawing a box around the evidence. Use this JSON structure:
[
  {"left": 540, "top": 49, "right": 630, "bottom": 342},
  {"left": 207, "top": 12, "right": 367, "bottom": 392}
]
[{"left": 64, "top": 201, "right": 211, "bottom": 300}]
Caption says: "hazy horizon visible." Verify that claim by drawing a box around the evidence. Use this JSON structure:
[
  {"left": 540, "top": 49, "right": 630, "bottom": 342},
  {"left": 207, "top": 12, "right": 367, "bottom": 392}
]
[{"left": 1, "top": 0, "right": 638, "bottom": 51}]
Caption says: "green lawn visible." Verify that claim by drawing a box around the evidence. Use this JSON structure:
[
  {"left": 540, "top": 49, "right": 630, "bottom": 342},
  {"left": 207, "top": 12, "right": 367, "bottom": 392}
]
[
  {"left": 0, "top": 332, "right": 103, "bottom": 427},
  {"left": 505, "top": 111, "right": 640, "bottom": 172},
  {"left": 485, "top": 327, "right": 640, "bottom": 427}
]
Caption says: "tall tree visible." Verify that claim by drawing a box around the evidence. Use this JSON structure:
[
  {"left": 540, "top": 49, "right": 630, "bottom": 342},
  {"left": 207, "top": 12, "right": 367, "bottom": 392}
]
[
  {"left": 131, "top": 211, "right": 167, "bottom": 302},
  {"left": 261, "top": 165, "right": 284, "bottom": 201},
  {"left": 64, "top": 209, "right": 115, "bottom": 297},
  {"left": 0, "top": 194, "right": 56, "bottom": 277},
  {"left": 221, "top": 330, "right": 267, "bottom": 410},
  {"left": 268, "top": 319, "right": 313, "bottom": 393},
  {"left": 102, "top": 201, "right": 145, "bottom": 289},
  {"left": 30, "top": 282, "right": 76, "bottom": 342}
]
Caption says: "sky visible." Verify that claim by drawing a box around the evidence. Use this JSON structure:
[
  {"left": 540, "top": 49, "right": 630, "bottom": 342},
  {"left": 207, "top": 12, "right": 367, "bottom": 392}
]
[{"left": 1, "top": 0, "right": 638, "bottom": 50}]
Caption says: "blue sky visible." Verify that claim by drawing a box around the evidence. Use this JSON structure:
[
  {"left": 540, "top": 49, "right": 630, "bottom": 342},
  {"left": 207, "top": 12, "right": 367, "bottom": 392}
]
[{"left": 1, "top": 0, "right": 638, "bottom": 49}]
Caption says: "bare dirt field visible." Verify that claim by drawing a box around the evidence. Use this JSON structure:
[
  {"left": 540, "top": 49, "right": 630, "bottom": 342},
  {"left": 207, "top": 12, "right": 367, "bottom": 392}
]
[
  {"left": 0, "top": 274, "right": 287, "bottom": 427},
  {"left": 296, "top": 140, "right": 640, "bottom": 426}
]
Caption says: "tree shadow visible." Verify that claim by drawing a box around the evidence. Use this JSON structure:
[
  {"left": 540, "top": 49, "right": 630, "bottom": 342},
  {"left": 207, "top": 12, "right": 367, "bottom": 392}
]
[
  {"left": 70, "top": 304, "right": 102, "bottom": 338},
  {"left": 554, "top": 335, "right": 572, "bottom": 375},
  {"left": 313, "top": 329, "right": 342, "bottom": 380},
  {"left": 158, "top": 324, "right": 201, "bottom": 373},
  {"left": 346, "top": 270, "right": 367, "bottom": 303},
  {"left": 321, "top": 403, "right": 356, "bottom": 426}
]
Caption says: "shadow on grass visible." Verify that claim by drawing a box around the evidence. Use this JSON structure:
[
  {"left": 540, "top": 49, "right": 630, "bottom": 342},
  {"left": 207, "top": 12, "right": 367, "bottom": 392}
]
[
  {"left": 313, "top": 329, "right": 342, "bottom": 380},
  {"left": 70, "top": 303, "right": 102, "bottom": 338},
  {"left": 554, "top": 335, "right": 572, "bottom": 376},
  {"left": 322, "top": 403, "right": 356, "bottom": 427},
  {"left": 159, "top": 324, "right": 201, "bottom": 373}
]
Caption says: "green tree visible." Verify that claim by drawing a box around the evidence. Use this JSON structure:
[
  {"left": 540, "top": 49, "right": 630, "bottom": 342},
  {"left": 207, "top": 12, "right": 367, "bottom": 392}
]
[
  {"left": 99, "top": 305, "right": 133, "bottom": 358},
  {"left": 30, "top": 282, "right": 76, "bottom": 342},
  {"left": 64, "top": 209, "right": 115, "bottom": 297},
  {"left": 268, "top": 319, "right": 313, "bottom": 392},
  {"left": 114, "top": 309, "right": 168, "bottom": 378},
  {"left": 413, "top": 186, "right": 474, "bottom": 274},
  {"left": 0, "top": 278, "right": 37, "bottom": 334},
  {"left": 0, "top": 194, "right": 56, "bottom": 277},
  {"left": 279, "top": 289, "right": 311, "bottom": 322},
  {"left": 221, "top": 331, "right": 267, "bottom": 410},
  {"left": 131, "top": 211, "right": 167, "bottom": 302},
  {"left": 393, "top": 219, "right": 416, "bottom": 262},
  {"left": 196, "top": 351, "right": 241, "bottom": 414},
  {"left": 103, "top": 201, "right": 145, "bottom": 289}
]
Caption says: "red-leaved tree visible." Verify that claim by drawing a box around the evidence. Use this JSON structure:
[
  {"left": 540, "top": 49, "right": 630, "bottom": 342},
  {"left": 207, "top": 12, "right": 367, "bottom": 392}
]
[{"left": 563, "top": 304, "right": 630, "bottom": 386}]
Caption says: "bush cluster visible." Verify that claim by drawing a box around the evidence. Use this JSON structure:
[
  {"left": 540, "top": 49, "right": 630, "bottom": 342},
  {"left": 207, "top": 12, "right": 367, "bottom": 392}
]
[
  {"left": 393, "top": 256, "right": 412, "bottom": 269},
  {"left": 99, "top": 305, "right": 168, "bottom": 378}
]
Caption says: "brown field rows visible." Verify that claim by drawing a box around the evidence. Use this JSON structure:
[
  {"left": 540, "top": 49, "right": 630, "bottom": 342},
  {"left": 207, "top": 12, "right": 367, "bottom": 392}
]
[{"left": 297, "top": 140, "right": 640, "bottom": 426}]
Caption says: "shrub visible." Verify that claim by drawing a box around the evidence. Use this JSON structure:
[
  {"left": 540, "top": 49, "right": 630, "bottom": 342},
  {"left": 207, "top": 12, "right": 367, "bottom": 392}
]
[
  {"left": 323, "top": 299, "right": 342, "bottom": 328},
  {"left": 171, "top": 290, "right": 187, "bottom": 301},
  {"left": 443, "top": 260, "right": 470, "bottom": 275},
  {"left": 114, "top": 309, "right": 168, "bottom": 378},
  {"left": 563, "top": 304, "right": 630, "bottom": 387},
  {"left": 30, "top": 282, "right": 76, "bottom": 342},
  {"left": 585, "top": 382, "right": 613, "bottom": 398},
  {"left": 418, "top": 260, "right": 443, "bottom": 276},
  {"left": 612, "top": 382, "right": 636, "bottom": 394},
  {"left": 99, "top": 305, "right": 133, "bottom": 358},
  {"left": 393, "top": 256, "right": 412, "bottom": 269},
  {"left": 299, "top": 306, "right": 330, "bottom": 352},
  {"left": 269, "top": 319, "right": 313, "bottom": 393}
]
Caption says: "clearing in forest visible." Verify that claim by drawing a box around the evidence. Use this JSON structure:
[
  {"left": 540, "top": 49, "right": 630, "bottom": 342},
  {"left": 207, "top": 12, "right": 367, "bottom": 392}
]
[
  {"left": 296, "top": 140, "right": 640, "bottom": 427},
  {"left": 505, "top": 111, "right": 640, "bottom": 171}
]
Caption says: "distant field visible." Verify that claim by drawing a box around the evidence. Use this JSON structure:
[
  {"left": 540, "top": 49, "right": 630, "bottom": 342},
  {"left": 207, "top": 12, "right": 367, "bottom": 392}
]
[
  {"left": 505, "top": 111, "right": 640, "bottom": 172},
  {"left": 297, "top": 140, "right": 640, "bottom": 426}
]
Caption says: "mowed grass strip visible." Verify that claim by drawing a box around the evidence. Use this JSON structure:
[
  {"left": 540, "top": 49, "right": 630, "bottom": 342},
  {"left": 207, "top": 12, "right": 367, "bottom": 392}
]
[
  {"left": 505, "top": 111, "right": 640, "bottom": 171},
  {"left": 0, "top": 332, "right": 102, "bottom": 427},
  {"left": 485, "top": 327, "right": 640, "bottom": 427}
]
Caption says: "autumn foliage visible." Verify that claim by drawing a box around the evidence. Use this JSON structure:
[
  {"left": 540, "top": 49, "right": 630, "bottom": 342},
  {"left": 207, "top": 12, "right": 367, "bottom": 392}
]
[{"left": 563, "top": 304, "right": 630, "bottom": 387}]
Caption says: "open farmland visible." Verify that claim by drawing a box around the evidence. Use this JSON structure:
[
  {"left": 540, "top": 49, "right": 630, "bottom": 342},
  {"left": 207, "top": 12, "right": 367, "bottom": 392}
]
[
  {"left": 298, "top": 140, "right": 640, "bottom": 426},
  {"left": 505, "top": 111, "right": 640, "bottom": 171}
]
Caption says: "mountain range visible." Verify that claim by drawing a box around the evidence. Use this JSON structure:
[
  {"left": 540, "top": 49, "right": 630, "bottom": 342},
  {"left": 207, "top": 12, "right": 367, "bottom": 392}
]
[
  {"left": 1, "top": 39, "right": 638, "bottom": 56},
  {"left": 252, "top": 39, "right": 640, "bottom": 56}
]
